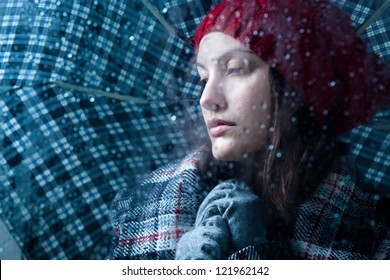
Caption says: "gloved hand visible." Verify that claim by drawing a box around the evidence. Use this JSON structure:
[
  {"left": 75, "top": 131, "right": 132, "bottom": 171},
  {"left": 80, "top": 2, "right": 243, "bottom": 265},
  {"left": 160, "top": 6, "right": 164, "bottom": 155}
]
[{"left": 175, "top": 179, "right": 266, "bottom": 259}]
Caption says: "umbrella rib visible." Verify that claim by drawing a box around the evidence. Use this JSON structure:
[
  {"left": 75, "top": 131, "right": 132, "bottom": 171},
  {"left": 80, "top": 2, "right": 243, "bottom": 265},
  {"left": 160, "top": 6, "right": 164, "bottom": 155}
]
[
  {"left": 53, "top": 81, "right": 198, "bottom": 105},
  {"left": 54, "top": 81, "right": 149, "bottom": 104},
  {"left": 141, "top": 0, "right": 194, "bottom": 47},
  {"left": 357, "top": 0, "right": 390, "bottom": 35}
]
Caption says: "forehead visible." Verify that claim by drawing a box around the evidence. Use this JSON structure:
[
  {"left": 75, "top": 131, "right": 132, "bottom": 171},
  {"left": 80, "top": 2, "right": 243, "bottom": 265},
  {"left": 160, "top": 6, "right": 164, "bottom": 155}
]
[{"left": 196, "top": 32, "right": 250, "bottom": 64}]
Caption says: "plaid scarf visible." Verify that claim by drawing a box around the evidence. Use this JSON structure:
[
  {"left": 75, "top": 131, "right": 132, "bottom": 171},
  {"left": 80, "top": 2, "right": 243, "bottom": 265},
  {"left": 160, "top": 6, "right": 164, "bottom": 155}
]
[{"left": 107, "top": 150, "right": 388, "bottom": 260}]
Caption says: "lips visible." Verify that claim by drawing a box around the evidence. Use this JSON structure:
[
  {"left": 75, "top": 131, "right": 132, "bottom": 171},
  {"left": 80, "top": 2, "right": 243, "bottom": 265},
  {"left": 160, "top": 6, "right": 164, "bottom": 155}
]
[{"left": 207, "top": 118, "right": 236, "bottom": 137}]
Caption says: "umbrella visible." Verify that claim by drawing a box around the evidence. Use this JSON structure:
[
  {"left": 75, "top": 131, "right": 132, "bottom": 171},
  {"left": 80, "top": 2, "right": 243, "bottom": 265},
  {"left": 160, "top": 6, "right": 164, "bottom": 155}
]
[
  {"left": 0, "top": 0, "right": 213, "bottom": 259},
  {"left": 329, "top": 0, "right": 390, "bottom": 195},
  {"left": 0, "top": 0, "right": 389, "bottom": 260}
]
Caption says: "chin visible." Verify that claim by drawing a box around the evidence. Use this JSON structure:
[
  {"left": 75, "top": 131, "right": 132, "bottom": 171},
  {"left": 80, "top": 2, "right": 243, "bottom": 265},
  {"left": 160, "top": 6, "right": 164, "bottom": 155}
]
[{"left": 211, "top": 145, "right": 244, "bottom": 162}]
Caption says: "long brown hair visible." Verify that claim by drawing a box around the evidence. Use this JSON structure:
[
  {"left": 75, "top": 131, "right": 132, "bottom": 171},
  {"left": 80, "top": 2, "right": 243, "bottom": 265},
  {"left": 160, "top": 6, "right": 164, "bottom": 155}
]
[{"left": 262, "top": 68, "right": 347, "bottom": 216}]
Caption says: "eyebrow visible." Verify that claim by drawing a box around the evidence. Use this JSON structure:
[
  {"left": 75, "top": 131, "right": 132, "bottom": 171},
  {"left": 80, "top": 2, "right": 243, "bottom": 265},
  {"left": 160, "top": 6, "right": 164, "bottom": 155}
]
[{"left": 196, "top": 48, "right": 255, "bottom": 69}]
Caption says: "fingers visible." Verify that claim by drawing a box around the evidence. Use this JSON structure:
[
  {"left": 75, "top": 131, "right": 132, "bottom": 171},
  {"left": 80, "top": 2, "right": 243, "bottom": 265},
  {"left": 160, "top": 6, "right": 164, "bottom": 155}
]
[{"left": 175, "top": 215, "right": 230, "bottom": 260}]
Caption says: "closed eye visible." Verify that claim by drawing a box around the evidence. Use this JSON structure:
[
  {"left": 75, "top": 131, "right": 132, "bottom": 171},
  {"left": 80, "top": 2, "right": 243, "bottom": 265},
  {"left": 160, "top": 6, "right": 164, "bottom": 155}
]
[{"left": 227, "top": 67, "right": 245, "bottom": 75}]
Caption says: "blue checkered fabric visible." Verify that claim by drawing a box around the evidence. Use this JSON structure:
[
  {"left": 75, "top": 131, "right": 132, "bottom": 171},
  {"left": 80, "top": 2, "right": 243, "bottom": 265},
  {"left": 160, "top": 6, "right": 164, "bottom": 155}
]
[
  {"left": 0, "top": 0, "right": 389, "bottom": 259},
  {"left": 0, "top": 0, "right": 211, "bottom": 259},
  {"left": 329, "top": 0, "right": 390, "bottom": 195}
]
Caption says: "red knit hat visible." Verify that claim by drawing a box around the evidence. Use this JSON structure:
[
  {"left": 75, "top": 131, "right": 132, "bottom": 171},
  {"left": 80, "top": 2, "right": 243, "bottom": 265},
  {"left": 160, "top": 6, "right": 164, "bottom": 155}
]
[{"left": 194, "top": 0, "right": 390, "bottom": 135}]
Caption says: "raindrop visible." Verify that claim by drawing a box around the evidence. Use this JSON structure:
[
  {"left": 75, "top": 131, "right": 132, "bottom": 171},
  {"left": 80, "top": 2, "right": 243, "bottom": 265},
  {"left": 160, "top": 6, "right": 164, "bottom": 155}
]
[
  {"left": 89, "top": 97, "right": 95, "bottom": 103},
  {"left": 378, "top": 84, "right": 385, "bottom": 90},
  {"left": 322, "top": 110, "right": 329, "bottom": 115},
  {"left": 276, "top": 151, "right": 282, "bottom": 158},
  {"left": 261, "top": 102, "right": 268, "bottom": 110},
  {"left": 251, "top": 104, "right": 257, "bottom": 110},
  {"left": 67, "top": 53, "right": 73, "bottom": 59},
  {"left": 253, "top": 30, "right": 259, "bottom": 36},
  {"left": 286, "top": 16, "right": 292, "bottom": 22},
  {"left": 170, "top": 115, "right": 177, "bottom": 121},
  {"left": 284, "top": 54, "right": 290, "bottom": 60},
  {"left": 305, "top": 51, "right": 311, "bottom": 57},
  {"left": 333, "top": 213, "right": 340, "bottom": 219},
  {"left": 299, "top": 28, "right": 305, "bottom": 33},
  {"left": 268, "top": 144, "right": 274, "bottom": 151},
  {"left": 162, "top": 7, "right": 168, "bottom": 14},
  {"left": 293, "top": 71, "right": 298, "bottom": 77},
  {"left": 291, "top": 116, "right": 297, "bottom": 123},
  {"left": 259, "top": 123, "right": 266, "bottom": 129},
  {"left": 372, "top": 194, "right": 380, "bottom": 201},
  {"left": 242, "top": 153, "right": 249, "bottom": 159},
  {"left": 105, "top": 87, "right": 111, "bottom": 92},
  {"left": 329, "top": 81, "right": 336, "bottom": 87}
]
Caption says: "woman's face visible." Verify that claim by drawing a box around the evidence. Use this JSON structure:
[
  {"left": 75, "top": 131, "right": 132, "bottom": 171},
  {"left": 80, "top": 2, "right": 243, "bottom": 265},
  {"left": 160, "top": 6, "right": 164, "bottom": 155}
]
[{"left": 197, "top": 32, "right": 272, "bottom": 162}]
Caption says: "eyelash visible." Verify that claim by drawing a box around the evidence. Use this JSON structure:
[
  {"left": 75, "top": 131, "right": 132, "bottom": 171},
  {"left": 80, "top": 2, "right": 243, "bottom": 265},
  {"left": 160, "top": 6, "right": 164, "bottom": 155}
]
[
  {"left": 198, "top": 64, "right": 247, "bottom": 86},
  {"left": 226, "top": 67, "right": 244, "bottom": 75}
]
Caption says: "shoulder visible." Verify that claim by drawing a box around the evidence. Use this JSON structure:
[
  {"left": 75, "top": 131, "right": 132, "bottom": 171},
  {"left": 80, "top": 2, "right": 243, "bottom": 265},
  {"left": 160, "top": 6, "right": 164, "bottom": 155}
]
[
  {"left": 291, "top": 156, "right": 381, "bottom": 259},
  {"left": 107, "top": 149, "right": 207, "bottom": 260}
]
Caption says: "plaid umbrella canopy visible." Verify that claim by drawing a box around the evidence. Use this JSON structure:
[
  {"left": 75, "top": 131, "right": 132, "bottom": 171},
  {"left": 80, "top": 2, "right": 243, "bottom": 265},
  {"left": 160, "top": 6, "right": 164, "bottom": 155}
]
[
  {"left": 0, "top": 0, "right": 214, "bottom": 259},
  {"left": 0, "top": 0, "right": 389, "bottom": 259}
]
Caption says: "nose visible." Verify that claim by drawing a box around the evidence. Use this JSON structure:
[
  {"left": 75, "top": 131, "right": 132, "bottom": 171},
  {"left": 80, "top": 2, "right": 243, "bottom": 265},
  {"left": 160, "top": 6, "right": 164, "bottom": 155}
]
[{"left": 199, "top": 77, "right": 227, "bottom": 112}]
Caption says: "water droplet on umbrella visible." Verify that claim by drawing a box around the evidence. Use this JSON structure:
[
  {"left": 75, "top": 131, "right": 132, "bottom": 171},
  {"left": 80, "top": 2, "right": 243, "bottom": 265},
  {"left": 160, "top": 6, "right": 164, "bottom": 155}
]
[
  {"left": 329, "top": 81, "right": 336, "bottom": 87},
  {"left": 276, "top": 151, "right": 282, "bottom": 158},
  {"left": 268, "top": 144, "right": 274, "bottom": 151}
]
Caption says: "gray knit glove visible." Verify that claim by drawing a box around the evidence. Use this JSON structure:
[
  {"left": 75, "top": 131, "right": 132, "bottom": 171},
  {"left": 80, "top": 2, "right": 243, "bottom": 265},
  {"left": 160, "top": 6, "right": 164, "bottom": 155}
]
[{"left": 175, "top": 180, "right": 266, "bottom": 259}]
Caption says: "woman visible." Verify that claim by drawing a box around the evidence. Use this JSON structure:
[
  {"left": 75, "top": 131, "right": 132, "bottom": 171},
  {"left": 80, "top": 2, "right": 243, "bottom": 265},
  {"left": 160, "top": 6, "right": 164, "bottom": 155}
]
[{"left": 107, "top": 0, "right": 390, "bottom": 259}]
